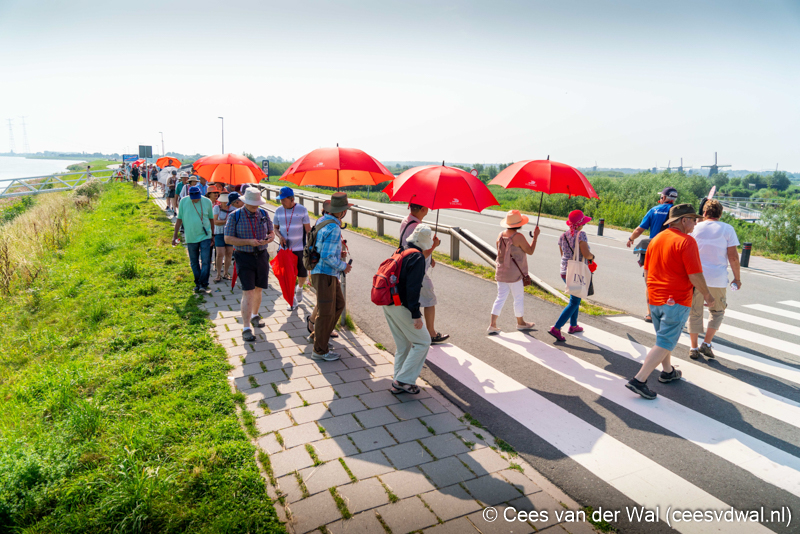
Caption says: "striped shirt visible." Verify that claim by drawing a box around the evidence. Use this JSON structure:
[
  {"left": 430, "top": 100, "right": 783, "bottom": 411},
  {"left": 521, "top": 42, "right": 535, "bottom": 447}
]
[{"left": 223, "top": 207, "right": 274, "bottom": 252}]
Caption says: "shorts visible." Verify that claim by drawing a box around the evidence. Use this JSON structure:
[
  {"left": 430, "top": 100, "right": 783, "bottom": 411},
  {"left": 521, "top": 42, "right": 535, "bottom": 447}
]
[
  {"left": 167, "top": 189, "right": 176, "bottom": 198},
  {"left": 214, "top": 234, "right": 231, "bottom": 247},
  {"left": 649, "top": 303, "right": 691, "bottom": 351},
  {"left": 292, "top": 250, "right": 308, "bottom": 278},
  {"left": 688, "top": 287, "right": 727, "bottom": 333},
  {"left": 234, "top": 249, "right": 270, "bottom": 291},
  {"left": 420, "top": 273, "right": 437, "bottom": 308}
]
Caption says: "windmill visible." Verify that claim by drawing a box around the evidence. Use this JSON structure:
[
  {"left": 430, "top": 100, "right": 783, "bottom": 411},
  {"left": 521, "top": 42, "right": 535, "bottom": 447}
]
[
  {"left": 675, "top": 158, "right": 692, "bottom": 174},
  {"left": 592, "top": 161, "right": 597, "bottom": 172},
  {"left": 658, "top": 160, "right": 672, "bottom": 172},
  {"left": 701, "top": 152, "right": 731, "bottom": 177}
]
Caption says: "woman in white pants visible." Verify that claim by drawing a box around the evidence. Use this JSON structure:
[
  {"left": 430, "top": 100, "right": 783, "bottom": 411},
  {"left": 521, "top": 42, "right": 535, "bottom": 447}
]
[{"left": 487, "top": 210, "right": 540, "bottom": 334}]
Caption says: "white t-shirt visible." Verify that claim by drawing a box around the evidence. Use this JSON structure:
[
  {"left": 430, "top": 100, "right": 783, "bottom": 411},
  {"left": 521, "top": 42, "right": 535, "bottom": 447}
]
[
  {"left": 691, "top": 220, "right": 740, "bottom": 288},
  {"left": 274, "top": 203, "right": 311, "bottom": 251},
  {"left": 213, "top": 204, "right": 233, "bottom": 235}
]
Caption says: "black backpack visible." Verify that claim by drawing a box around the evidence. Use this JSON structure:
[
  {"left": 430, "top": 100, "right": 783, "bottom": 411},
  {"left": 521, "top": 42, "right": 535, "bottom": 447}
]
[{"left": 303, "top": 219, "right": 337, "bottom": 271}]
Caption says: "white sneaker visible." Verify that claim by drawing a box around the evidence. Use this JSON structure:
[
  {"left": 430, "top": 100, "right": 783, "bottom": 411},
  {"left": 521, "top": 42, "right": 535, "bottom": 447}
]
[{"left": 296, "top": 289, "right": 303, "bottom": 304}]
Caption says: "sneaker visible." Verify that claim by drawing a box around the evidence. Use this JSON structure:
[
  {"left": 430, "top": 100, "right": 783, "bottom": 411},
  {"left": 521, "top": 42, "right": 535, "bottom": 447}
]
[
  {"left": 311, "top": 351, "right": 341, "bottom": 362},
  {"left": 200, "top": 286, "right": 212, "bottom": 294},
  {"left": 486, "top": 326, "right": 501, "bottom": 335},
  {"left": 194, "top": 286, "right": 202, "bottom": 293},
  {"left": 548, "top": 326, "right": 566, "bottom": 342},
  {"left": 626, "top": 378, "right": 657, "bottom": 399},
  {"left": 658, "top": 366, "right": 682, "bottom": 383},
  {"left": 242, "top": 328, "right": 256, "bottom": 342},
  {"left": 296, "top": 290, "right": 303, "bottom": 304},
  {"left": 699, "top": 344, "right": 715, "bottom": 359},
  {"left": 689, "top": 348, "right": 701, "bottom": 360},
  {"left": 568, "top": 325, "right": 584, "bottom": 334},
  {"left": 286, "top": 303, "right": 295, "bottom": 311}
]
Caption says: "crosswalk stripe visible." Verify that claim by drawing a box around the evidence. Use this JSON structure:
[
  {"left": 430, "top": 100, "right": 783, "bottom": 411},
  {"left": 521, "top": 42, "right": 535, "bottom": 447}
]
[
  {"left": 744, "top": 304, "right": 800, "bottom": 322},
  {"left": 725, "top": 309, "right": 800, "bottom": 337},
  {"left": 780, "top": 300, "right": 800, "bottom": 310},
  {"left": 609, "top": 316, "right": 800, "bottom": 387},
  {"left": 426, "top": 344, "right": 772, "bottom": 533},
  {"left": 489, "top": 332, "right": 800, "bottom": 499},
  {"left": 573, "top": 324, "right": 800, "bottom": 430},
  {"left": 712, "top": 322, "right": 800, "bottom": 355}
]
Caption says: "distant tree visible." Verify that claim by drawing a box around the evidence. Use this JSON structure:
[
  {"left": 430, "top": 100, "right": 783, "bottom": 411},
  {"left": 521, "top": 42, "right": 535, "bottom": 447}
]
[
  {"left": 473, "top": 163, "right": 484, "bottom": 174},
  {"left": 243, "top": 152, "right": 256, "bottom": 163},
  {"left": 769, "top": 171, "right": 791, "bottom": 191},
  {"left": 729, "top": 177, "right": 742, "bottom": 187},
  {"left": 487, "top": 165, "right": 499, "bottom": 179},
  {"left": 712, "top": 172, "right": 729, "bottom": 189}
]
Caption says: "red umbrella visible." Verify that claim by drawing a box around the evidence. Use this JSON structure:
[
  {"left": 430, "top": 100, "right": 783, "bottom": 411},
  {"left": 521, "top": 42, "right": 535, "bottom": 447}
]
[
  {"left": 270, "top": 249, "right": 299, "bottom": 308},
  {"left": 489, "top": 157, "right": 598, "bottom": 225},
  {"left": 194, "top": 154, "right": 266, "bottom": 185},
  {"left": 281, "top": 146, "right": 394, "bottom": 189},
  {"left": 384, "top": 163, "right": 499, "bottom": 231},
  {"left": 131, "top": 159, "right": 145, "bottom": 167}
]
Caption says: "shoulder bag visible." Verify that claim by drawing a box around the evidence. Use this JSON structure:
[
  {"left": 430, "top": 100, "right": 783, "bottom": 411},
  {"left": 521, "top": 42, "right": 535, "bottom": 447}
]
[{"left": 564, "top": 231, "right": 592, "bottom": 298}]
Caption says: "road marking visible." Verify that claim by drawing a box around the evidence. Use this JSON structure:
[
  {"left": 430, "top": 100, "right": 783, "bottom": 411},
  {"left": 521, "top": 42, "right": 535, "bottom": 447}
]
[
  {"left": 744, "top": 304, "right": 800, "bottom": 323},
  {"left": 490, "top": 332, "right": 800, "bottom": 499},
  {"left": 573, "top": 324, "right": 800, "bottom": 429},
  {"left": 426, "top": 343, "right": 771, "bottom": 533},
  {"left": 780, "top": 300, "right": 800, "bottom": 309},
  {"left": 609, "top": 316, "right": 800, "bottom": 387},
  {"left": 711, "top": 322, "right": 800, "bottom": 355},
  {"left": 725, "top": 309, "right": 800, "bottom": 337}
]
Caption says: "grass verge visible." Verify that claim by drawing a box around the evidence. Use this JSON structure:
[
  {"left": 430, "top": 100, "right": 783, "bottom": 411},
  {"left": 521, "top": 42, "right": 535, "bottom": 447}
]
[{"left": 0, "top": 183, "right": 284, "bottom": 533}]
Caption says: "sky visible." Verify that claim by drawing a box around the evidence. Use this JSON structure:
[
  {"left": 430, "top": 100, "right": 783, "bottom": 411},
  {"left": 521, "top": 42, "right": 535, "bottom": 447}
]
[{"left": 1, "top": 0, "right": 798, "bottom": 171}]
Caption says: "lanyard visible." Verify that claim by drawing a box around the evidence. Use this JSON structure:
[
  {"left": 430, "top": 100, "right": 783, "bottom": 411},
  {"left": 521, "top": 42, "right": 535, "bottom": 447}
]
[
  {"left": 191, "top": 200, "right": 208, "bottom": 234},
  {"left": 282, "top": 205, "right": 296, "bottom": 247},
  {"left": 245, "top": 208, "right": 263, "bottom": 244}
]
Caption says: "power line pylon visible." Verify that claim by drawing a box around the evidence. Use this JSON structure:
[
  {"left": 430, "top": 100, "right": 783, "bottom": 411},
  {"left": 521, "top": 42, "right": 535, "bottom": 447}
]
[
  {"left": 6, "top": 119, "right": 15, "bottom": 154},
  {"left": 19, "top": 116, "right": 29, "bottom": 154}
]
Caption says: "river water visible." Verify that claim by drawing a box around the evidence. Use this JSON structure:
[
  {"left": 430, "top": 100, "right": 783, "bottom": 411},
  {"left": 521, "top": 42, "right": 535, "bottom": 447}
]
[{"left": 0, "top": 156, "right": 81, "bottom": 181}]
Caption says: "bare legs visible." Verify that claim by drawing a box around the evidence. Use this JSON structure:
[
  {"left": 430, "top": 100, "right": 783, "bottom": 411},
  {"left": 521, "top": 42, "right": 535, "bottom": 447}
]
[{"left": 634, "top": 346, "right": 674, "bottom": 382}]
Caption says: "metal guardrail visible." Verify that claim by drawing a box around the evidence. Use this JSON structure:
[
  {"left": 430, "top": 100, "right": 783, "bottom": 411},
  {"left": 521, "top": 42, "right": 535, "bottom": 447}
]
[
  {"left": 0, "top": 170, "right": 117, "bottom": 199},
  {"left": 255, "top": 184, "right": 569, "bottom": 303}
]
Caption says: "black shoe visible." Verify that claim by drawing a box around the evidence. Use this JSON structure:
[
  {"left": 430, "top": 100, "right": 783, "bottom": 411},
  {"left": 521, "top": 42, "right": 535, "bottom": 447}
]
[
  {"left": 626, "top": 378, "right": 657, "bottom": 399},
  {"left": 431, "top": 332, "right": 450, "bottom": 344},
  {"left": 689, "top": 348, "right": 701, "bottom": 360},
  {"left": 251, "top": 314, "right": 265, "bottom": 328},
  {"left": 658, "top": 367, "right": 682, "bottom": 383},
  {"left": 698, "top": 344, "right": 715, "bottom": 359},
  {"left": 242, "top": 329, "right": 256, "bottom": 342}
]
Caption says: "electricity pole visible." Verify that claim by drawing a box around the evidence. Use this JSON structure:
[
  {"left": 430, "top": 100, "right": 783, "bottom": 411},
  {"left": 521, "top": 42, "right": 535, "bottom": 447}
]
[
  {"left": 218, "top": 117, "right": 224, "bottom": 153},
  {"left": 159, "top": 132, "right": 164, "bottom": 156}
]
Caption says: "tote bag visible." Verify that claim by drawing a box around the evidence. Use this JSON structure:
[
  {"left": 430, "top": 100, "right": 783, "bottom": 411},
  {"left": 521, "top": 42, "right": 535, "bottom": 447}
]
[{"left": 565, "top": 231, "right": 592, "bottom": 298}]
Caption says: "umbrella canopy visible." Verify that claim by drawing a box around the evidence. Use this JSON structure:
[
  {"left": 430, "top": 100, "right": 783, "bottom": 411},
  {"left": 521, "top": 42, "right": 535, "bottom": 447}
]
[
  {"left": 131, "top": 159, "right": 145, "bottom": 167},
  {"left": 156, "top": 156, "right": 181, "bottom": 169},
  {"left": 385, "top": 164, "right": 499, "bottom": 212},
  {"left": 270, "top": 249, "right": 298, "bottom": 307},
  {"left": 489, "top": 159, "right": 598, "bottom": 199},
  {"left": 158, "top": 166, "right": 179, "bottom": 184},
  {"left": 281, "top": 146, "right": 394, "bottom": 188},
  {"left": 193, "top": 153, "right": 266, "bottom": 185}
]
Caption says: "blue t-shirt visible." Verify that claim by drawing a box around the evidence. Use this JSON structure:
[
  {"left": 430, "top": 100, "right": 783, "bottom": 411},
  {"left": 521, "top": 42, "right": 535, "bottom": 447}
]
[{"left": 639, "top": 203, "right": 673, "bottom": 239}]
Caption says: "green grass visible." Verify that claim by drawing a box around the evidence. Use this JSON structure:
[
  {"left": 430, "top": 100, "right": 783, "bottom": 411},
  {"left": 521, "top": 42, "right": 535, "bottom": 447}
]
[
  {"left": 67, "top": 159, "right": 118, "bottom": 172},
  {"left": 0, "top": 184, "right": 285, "bottom": 533}
]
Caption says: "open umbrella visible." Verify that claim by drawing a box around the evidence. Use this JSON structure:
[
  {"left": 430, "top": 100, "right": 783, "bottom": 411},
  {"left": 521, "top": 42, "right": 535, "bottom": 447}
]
[
  {"left": 489, "top": 157, "right": 598, "bottom": 226},
  {"left": 270, "top": 248, "right": 299, "bottom": 308},
  {"left": 131, "top": 159, "right": 145, "bottom": 167},
  {"left": 281, "top": 146, "right": 394, "bottom": 189},
  {"left": 157, "top": 156, "right": 181, "bottom": 169},
  {"left": 194, "top": 154, "right": 266, "bottom": 185},
  {"left": 158, "top": 166, "right": 178, "bottom": 185},
  {"left": 384, "top": 162, "right": 499, "bottom": 232}
]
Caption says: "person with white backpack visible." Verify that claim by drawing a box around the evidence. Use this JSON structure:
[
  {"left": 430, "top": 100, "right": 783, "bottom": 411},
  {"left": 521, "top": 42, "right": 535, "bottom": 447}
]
[{"left": 548, "top": 210, "right": 595, "bottom": 342}]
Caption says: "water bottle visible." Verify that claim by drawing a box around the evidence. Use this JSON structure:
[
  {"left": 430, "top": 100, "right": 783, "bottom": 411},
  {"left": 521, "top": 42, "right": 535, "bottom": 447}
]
[
  {"left": 666, "top": 295, "right": 675, "bottom": 306},
  {"left": 730, "top": 282, "right": 739, "bottom": 291}
]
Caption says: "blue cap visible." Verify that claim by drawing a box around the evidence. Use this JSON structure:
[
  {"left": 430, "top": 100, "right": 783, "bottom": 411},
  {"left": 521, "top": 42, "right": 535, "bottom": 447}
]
[
  {"left": 278, "top": 186, "right": 294, "bottom": 200},
  {"left": 228, "top": 192, "right": 241, "bottom": 204},
  {"left": 189, "top": 186, "right": 202, "bottom": 199}
]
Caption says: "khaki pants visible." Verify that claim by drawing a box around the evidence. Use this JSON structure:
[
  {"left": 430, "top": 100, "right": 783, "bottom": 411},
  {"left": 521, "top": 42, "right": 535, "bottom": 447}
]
[
  {"left": 688, "top": 287, "right": 727, "bottom": 334},
  {"left": 310, "top": 274, "right": 345, "bottom": 355},
  {"left": 383, "top": 304, "right": 432, "bottom": 385}
]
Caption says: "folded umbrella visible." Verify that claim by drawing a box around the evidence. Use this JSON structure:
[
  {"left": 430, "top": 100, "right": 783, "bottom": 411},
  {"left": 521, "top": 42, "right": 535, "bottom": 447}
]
[{"left": 270, "top": 248, "right": 299, "bottom": 307}]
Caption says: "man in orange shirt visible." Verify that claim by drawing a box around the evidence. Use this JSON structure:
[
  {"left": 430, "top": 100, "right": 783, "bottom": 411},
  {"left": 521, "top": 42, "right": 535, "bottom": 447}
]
[{"left": 626, "top": 204, "right": 715, "bottom": 400}]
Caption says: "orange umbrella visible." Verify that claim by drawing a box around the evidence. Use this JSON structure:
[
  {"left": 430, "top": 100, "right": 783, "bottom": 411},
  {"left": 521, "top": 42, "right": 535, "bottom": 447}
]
[
  {"left": 281, "top": 146, "right": 393, "bottom": 189},
  {"left": 193, "top": 153, "right": 266, "bottom": 185},
  {"left": 156, "top": 156, "right": 181, "bottom": 168}
]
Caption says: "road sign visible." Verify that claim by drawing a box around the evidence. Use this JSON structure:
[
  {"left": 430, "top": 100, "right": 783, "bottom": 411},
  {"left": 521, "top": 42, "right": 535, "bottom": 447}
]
[
  {"left": 122, "top": 154, "right": 138, "bottom": 164},
  {"left": 138, "top": 145, "right": 153, "bottom": 158},
  {"left": 261, "top": 159, "right": 269, "bottom": 175}
]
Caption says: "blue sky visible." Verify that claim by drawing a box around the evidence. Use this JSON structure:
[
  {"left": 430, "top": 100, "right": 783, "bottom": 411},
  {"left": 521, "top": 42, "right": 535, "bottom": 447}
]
[{"left": 1, "top": 0, "right": 798, "bottom": 170}]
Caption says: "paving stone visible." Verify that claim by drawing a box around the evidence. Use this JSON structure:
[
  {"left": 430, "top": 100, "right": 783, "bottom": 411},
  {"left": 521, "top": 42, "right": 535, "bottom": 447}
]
[
  {"left": 277, "top": 473, "right": 305, "bottom": 504},
  {"left": 250, "top": 369, "right": 290, "bottom": 386},
  {"left": 234, "top": 376, "right": 257, "bottom": 391},
  {"left": 298, "top": 461, "right": 352, "bottom": 496},
  {"left": 359, "top": 390, "right": 400, "bottom": 409},
  {"left": 383, "top": 441, "right": 433, "bottom": 470},
  {"left": 333, "top": 381, "right": 371, "bottom": 398},
  {"left": 420, "top": 433, "right": 471, "bottom": 459},
  {"left": 337, "top": 368, "right": 372, "bottom": 383},
  {"left": 244, "top": 385, "right": 278, "bottom": 405},
  {"left": 420, "top": 484, "right": 482, "bottom": 521},
  {"left": 455, "top": 429, "right": 493, "bottom": 450},
  {"left": 328, "top": 396, "right": 367, "bottom": 416},
  {"left": 385, "top": 400, "right": 430, "bottom": 421},
  {"left": 281, "top": 422, "right": 326, "bottom": 449},
  {"left": 344, "top": 450, "right": 395, "bottom": 479},
  {"left": 276, "top": 378, "right": 314, "bottom": 394},
  {"left": 313, "top": 359, "right": 349, "bottom": 373},
  {"left": 299, "top": 386, "right": 337, "bottom": 405},
  {"left": 256, "top": 433, "right": 283, "bottom": 455},
  {"left": 308, "top": 372, "right": 343, "bottom": 388},
  {"left": 311, "top": 435, "right": 360, "bottom": 461},
  {"left": 242, "top": 362, "right": 265, "bottom": 376},
  {"left": 243, "top": 351, "right": 275, "bottom": 363},
  {"left": 290, "top": 403, "right": 332, "bottom": 424},
  {"left": 255, "top": 411, "right": 294, "bottom": 434},
  {"left": 385, "top": 419, "right": 433, "bottom": 443},
  {"left": 376, "top": 496, "right": 438, "bottom": 533},
  {"left": 264, "top": 392, "right": 306, "bottom": 412},
  {"left": 259, "top": 356, "right": 296, "bottom": 371},
  {"left": 326, "top": 511, "right": 385, "bottom": 534},
  {"left": 271, "top": 445, "right": 314, "bottom": 478},
  {"left": 396, "top": 386, "right": 432, "bottom": 402},
  {"left": 508, "top": 493, "right": 562, "bottom": 530},
  {"left": 362, "top": 377, "right": 394, "bottom": 392},
  {"left": 341, "top": 356, "right": 370, "bottom": 369},
  {"left": 319, "top": 414, "right": 362, "bottom": 437},
  {"left": 370, "top": 364, "right": 395, "bottom": 378},
  {"left": 419, "top": 457, "right": 476, "bottom": 488},
  {"left": 284, "top": 364, "right": 319, "bottom": 379},
  {"left": 352, "top": 407, "right": 399, "bottom": 429},
  {"left": 499, "top": 469, "right": 543, "bottom": 496},
  {"left": 423, "top": 516, "right": 479, "bottom": 534},
  {"left": 420, "top": 396, "right": 447, "bottom": 412},
  {"left": 421, "top": 412, "right": 466, "bottom": 434},
  {"left": 348, "top": 427, "right": 396, "bottom": 452},
  {"left": 288, "top": 488, "right": 343, "bottom": 534},
  {"left": 458, "top": 448, "right": 509, "bottom": 476},
  {"left": 467, "top": 505, "right": 536, "bottom": 534},
  {"left": 379, "top": 467, "right": 436, "bottom": 499},
  {"left": 464, "top": 473, "right": 525, "bottom": 506},
  {"left": 336, "top": 477, "right": 389, "bottom": 514}
]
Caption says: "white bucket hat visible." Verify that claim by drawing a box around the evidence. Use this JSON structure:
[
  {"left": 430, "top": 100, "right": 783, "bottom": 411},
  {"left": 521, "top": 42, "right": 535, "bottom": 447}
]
[
  {"left": 219, "top": 194, "right": 229, "bottom": 204},
  {"left": 407, "top": 224, "right": 434, "bottom": 251},
  {"left": 243, "top": 188, "right": 266, "bottom": 206}
]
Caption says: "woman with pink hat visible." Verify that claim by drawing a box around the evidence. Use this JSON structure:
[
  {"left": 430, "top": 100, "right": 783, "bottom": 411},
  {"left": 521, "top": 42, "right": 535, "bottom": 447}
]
[
  {"left": 548, "top": 210, "right": 596, "bottom": 342},
  {"left": 487, "top": 210, "right": 541, "bottom": 335}
]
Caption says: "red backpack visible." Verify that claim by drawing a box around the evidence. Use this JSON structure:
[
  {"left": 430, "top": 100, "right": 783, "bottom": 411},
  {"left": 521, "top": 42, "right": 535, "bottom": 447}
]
[{"left": 371, "top": 248, "right": 422, "bottom": 306}]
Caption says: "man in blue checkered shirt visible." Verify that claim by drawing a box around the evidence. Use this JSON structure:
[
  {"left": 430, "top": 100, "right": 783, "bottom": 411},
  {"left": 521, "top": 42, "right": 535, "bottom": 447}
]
[{"left": 309, "top": 192, "right": 353, "bottom": 361}]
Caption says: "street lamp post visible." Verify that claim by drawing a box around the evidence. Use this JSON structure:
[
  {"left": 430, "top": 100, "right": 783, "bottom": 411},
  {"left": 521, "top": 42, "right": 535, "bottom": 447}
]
[
  {"left": 159, "top": 132, "right": 164, "bottom": 156},
  {"left": 218, "top": 117, "right": 224, "bottom": 153}
]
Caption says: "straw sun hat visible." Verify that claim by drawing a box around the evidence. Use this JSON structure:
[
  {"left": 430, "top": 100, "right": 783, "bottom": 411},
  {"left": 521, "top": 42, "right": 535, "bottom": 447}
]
[{"left": 500, "top": 210, "right": 529, "bottom": 228}]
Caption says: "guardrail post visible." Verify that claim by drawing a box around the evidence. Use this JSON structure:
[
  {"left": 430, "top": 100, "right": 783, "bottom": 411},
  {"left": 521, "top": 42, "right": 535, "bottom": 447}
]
[
  {"left": 314, "top": 200, "right": 320, "bottom": 216},
  {"left": 740, "top": 243, "right": 752, "bottom": 268},
  {"left": 352, "top": 210, "right": 358, "bottom": 228},
  {"left": 597, "top": 218, "right": 605, "bottom": 236},
  {"left": 450, "top": 229, "right": 460, "bottom": 261},
  {"left": 265, "top": 189, "right": 271, "bottom": 201},
  {"left": 299, "top": 196, "right": 305, "bottom": 206},
  {"left": 376, "top": 215, "right": 384, "bottom": 237}
]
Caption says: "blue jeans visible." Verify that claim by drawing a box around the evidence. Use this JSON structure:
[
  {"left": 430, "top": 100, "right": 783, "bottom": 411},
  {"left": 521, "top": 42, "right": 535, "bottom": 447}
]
[
  {"left": 555, "top": 274, "right": 581, "bottom": 329},
  {"left": 187, "top": 238, "right": 212, "bottom": 288}
]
